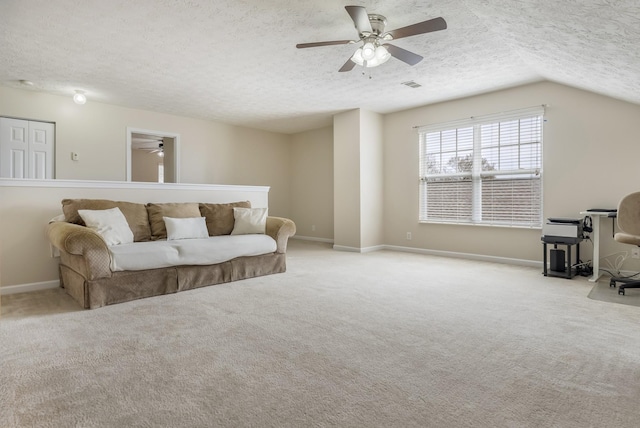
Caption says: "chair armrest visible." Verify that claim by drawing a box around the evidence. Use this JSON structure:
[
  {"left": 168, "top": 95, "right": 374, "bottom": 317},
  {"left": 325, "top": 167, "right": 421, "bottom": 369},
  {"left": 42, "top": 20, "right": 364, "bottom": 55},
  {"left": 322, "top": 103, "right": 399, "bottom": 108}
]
[
  {"left": 266, "top": 216, "right": 296, "bottom": 254},
  {"left": 46, "top": 222, "right": 112, "bottom": 280}
]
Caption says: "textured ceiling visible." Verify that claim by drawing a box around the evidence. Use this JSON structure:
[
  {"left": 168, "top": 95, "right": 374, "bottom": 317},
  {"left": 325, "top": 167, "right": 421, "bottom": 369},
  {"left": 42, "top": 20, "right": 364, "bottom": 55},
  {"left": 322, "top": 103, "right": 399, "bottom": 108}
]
[{"left": 1, "top": 0, "right": 639, "bottom": 134}]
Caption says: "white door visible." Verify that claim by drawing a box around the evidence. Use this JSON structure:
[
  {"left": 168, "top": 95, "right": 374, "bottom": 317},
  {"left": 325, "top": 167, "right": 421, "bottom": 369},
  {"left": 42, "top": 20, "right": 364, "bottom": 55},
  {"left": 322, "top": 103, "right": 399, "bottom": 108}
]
[
  {"left": 0, "top": 118, "right": 54, "bottom": 179},
  {"left": 28, "top": 121, "right": 55, "bottom": 179},
  {"left": 0, "top": 118, "right": 29, "bottom": 178}
]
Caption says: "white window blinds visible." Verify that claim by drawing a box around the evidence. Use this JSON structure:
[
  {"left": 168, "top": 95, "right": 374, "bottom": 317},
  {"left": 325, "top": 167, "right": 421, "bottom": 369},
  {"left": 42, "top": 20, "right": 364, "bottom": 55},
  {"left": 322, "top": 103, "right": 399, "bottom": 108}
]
[{"left": 418, "top": 107, "right": 544, "bottom": 228}]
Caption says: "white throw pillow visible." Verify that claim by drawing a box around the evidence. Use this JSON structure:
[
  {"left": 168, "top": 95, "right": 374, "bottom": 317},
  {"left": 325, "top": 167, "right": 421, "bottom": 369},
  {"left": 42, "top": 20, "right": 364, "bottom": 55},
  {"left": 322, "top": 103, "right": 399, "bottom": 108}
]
[
  {"left": 231, "top": 207, "right": 267, "bottom": 235},
  {"left": 78, "top": 207, "right": 134, "bottom": 246},
  {"left": 163, "top": 216, "right": 209, "bottom": 240}
]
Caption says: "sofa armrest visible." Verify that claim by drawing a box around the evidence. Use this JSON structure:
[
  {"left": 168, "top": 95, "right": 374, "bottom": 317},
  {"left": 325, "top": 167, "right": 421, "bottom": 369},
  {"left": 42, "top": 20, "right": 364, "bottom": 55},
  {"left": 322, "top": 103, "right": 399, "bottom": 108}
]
[
  {"left": 46, "top": 221, "right": 112, "bottom": 280},
  {"left": 266, "top": 216, "right": 296, "bottom": 254}
]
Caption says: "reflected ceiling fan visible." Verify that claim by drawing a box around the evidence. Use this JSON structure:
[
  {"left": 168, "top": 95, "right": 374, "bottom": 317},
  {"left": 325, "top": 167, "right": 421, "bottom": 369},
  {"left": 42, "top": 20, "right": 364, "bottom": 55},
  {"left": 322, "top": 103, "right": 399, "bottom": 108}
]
[
  {"left": 133, "top": 137, "right": 165, "bottom": 157},
  {"left": 296, "top": 5, "right": 447, "bottom": 72},
  {"left": 149, "top": 143, "right": 164, "bottom": 157}
]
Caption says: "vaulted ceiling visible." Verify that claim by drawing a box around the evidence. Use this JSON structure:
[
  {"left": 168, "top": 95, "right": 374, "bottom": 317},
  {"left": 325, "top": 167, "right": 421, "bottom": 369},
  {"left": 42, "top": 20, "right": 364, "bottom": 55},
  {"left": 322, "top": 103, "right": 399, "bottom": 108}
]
[{"left": 1, "top": 1, "right": 639, "bottom": 134}]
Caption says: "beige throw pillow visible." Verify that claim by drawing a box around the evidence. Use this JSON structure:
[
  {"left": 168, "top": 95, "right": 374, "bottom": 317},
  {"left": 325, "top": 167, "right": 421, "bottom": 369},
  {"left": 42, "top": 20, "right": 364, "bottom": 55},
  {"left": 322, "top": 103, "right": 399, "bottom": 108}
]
[
  {"left": 146, "top": 203, "right": 201, "bottom": 240},
  {"left": 231, "top": 207, "right": 267, "bottom": 235},
  {"left": 62, "top": 198, "right": 151, "bottom": 242},
  {"left": 199, "top": 201, "right": 251, "bottom": 236}
]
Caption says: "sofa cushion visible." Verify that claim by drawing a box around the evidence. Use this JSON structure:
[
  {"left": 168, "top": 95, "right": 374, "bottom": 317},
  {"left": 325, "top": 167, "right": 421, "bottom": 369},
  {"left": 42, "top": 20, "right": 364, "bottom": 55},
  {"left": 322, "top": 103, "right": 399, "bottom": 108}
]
[
  {"left": 199, "top": 201, "right": 251, "bottom": 236},
  {"left": 147, "top": 202, "right": 201, "bottom": 240},
  {"left": 62, "top": 199, "right": 151, "bottom": 242},
  {"left": 108, "top": 235, "right": 277, "bottom": 271}
]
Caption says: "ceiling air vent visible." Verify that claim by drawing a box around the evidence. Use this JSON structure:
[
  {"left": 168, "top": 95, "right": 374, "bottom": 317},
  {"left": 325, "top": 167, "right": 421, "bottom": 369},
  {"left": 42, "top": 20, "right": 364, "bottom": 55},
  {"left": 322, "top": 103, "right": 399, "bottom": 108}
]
[{"left": 401, "top": 80, "right": 422, "bottom": 88}]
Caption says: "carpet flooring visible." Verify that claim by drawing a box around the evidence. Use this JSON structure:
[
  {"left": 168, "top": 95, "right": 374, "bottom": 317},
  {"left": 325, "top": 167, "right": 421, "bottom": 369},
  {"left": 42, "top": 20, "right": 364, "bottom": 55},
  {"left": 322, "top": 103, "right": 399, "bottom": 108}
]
[{"left": 1, "top": 240, "right": 640, "bottom": 427}]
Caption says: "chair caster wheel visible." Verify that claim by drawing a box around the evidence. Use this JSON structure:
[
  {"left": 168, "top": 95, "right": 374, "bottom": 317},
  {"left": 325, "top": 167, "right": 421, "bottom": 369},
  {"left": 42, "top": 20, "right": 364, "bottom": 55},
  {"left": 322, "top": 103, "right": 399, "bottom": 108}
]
[
  {"left": 619, "top": 288, "right": 625, "bottom": 296},
  {"left": 610, "top": 280, "right": 616, "bottom": 288}
]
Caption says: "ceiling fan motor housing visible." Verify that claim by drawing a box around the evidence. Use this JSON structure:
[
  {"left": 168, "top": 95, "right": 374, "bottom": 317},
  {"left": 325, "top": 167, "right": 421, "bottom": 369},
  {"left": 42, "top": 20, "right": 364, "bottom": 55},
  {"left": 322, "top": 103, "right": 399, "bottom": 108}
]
[{"left": 367, "top": 14, "right": 387, "bottom": 36}]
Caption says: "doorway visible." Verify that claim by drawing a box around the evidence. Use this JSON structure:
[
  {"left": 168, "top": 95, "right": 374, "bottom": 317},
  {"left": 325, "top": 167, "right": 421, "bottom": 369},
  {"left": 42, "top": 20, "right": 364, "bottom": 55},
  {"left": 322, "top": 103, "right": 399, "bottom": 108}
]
[{"left": 126, "top": 128, "right": 180, "bottom": 183}]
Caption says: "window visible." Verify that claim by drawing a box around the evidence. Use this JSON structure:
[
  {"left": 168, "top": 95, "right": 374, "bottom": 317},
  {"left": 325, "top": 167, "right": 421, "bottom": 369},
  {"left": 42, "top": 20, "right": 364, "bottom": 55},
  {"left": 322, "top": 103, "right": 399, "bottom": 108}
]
[{"left": 419, "top": 107, "right": 544, "bottom": 228}]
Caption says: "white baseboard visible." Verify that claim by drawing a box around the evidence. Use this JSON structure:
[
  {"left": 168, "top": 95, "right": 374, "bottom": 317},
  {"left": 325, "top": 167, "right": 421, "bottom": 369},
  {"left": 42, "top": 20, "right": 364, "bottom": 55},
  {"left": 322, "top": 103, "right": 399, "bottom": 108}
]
[
  {"left": 1, "top": 280, "right": 60, "bottom": 295},
  {"left": 332, "top": 244, "right": 387, "bottom": 254},
  {"left": 333, "top": 245, "right": 361, "bottom": 252},
  {"left": 292, "top": 235, "right": 334, "bottom": 244},
  {"left": 381, "top": 245, "right": 541, "bottom": 268}
]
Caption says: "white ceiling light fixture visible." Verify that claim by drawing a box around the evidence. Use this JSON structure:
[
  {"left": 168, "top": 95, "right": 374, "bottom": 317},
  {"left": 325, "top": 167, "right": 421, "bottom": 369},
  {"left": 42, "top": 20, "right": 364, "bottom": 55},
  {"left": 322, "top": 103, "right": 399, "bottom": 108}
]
[
  {"left": 351, "top": 40, "right": 391, "bottom": 68},
  {"left": 73, "top": 90, "right": 87, "bottom": 105}
]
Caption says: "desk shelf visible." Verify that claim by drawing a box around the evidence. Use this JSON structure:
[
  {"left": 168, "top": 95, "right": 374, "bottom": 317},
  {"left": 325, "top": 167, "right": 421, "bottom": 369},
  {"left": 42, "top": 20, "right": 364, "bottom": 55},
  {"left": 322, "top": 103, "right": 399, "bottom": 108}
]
[{"left": 542, "top": 236, "right": 582, "bottom": 279}]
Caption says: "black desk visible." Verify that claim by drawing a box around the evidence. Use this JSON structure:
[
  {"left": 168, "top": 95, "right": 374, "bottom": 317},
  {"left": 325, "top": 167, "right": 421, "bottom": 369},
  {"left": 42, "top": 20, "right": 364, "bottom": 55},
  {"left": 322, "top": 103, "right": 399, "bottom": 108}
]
[{"left": 541, "top": 236, "right": 583, "bottom": 279}]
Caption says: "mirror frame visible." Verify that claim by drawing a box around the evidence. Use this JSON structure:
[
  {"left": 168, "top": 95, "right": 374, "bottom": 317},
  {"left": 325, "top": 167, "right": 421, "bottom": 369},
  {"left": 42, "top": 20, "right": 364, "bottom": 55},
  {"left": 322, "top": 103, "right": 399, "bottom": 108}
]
[{"left": 126, "top": 127, "right": 181, "bottom": 183}]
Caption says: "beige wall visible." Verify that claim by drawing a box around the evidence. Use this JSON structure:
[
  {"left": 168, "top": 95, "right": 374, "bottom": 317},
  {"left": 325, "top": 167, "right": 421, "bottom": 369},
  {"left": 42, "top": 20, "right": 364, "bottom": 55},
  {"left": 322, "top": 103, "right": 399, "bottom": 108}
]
[
  {"left": 360, "top": 110, "right": 384, "bottom": 249},
  {"left": 333, "top": 109, "right": 362, "bottom": 248},
  {"left": 331, "top": 109, "right": 384, "bottom": 250},
  {"left": 290, "top": 126, "right": 334, "bottom": 240},
  {"left": 0, "top": 86, "right": 292, "bottom": 217},
  {"left": 383, "top": 81, "right": 640, "bottom": 267},
  {"left": 0, "top": 181, "right": 269, "bottom": 288},
  {"left": 131, "top": 150, "right": 160, "bottom": 182}
]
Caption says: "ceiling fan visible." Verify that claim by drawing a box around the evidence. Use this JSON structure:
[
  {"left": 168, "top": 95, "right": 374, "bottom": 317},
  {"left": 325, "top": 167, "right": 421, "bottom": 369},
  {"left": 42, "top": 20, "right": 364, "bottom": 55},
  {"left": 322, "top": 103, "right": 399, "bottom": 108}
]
[
  {"left": 296, "top": 5, "right": 447, "bottom": 72},
  {"left": 133, "top": 139, "right": 165, "bottom": 157}
]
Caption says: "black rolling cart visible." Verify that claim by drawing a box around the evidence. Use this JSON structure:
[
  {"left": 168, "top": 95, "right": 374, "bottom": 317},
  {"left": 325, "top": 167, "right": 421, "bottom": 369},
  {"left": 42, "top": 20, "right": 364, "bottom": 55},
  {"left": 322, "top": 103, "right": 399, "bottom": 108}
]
[{"left": 541, "top": 235, "right": 583, "bottom": 279}]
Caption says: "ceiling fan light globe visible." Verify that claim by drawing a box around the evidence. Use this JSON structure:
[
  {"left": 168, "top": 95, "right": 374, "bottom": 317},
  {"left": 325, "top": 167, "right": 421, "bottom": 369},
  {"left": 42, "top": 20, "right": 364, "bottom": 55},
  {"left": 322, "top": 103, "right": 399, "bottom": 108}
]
[
  {"left": 361, "top": 42, "right": 376, "bottom": 60},
  {"left": 351, "top": 48, "right": 365, "bottom": 66},
  {"left": 375, "top": 45, "right": 391, "bottom": 63}
]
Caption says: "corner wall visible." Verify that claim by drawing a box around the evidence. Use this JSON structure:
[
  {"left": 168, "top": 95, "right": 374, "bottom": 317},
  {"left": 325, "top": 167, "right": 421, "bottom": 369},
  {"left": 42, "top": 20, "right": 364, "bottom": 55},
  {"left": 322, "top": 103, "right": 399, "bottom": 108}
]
[
  {"left": 333, "top": 109, "right": 384, "bottom": 251},
  {"left": 290, "top": 126, "right": 334, "bottom": 241},
  {"left": 383, "top": 81, "right": 640, "bottom": 266}
]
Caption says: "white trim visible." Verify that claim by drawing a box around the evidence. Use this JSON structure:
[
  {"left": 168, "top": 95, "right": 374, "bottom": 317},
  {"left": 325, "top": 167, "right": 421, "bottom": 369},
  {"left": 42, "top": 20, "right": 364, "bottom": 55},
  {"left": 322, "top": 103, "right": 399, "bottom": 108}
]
[
  {"left": 126, "top": 127, "right": 181, "bottom": 183},
  {"left": 1, "top": 280, "right": 59, "bottom": 295},
  {"left": 332, "top": 244, "right": 387, "bottom": 254},
  {"left": 0, "top": 178, "right": 269, "bottom": 193},
  {"left": 361, "top": 245, "right": 386, "bottom": 254},
  {"left": 333, "top": 243, "right": 539, "bottom": 266},
  {"left": 381, "top": 245, "right": 540, "bottom": 268},
  {"left": 292, "top": 235, "right": 334, "bottom": 244},
  {"left": 333, "top": 245, "right": 362, "bottom": 253}
]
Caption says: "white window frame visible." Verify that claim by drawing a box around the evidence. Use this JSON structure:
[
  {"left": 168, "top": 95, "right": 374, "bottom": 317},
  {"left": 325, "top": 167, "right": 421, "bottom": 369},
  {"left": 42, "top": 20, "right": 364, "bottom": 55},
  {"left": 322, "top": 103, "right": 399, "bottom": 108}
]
[{"left": 418, "top": 106, "right": 544, "bottom": 228}]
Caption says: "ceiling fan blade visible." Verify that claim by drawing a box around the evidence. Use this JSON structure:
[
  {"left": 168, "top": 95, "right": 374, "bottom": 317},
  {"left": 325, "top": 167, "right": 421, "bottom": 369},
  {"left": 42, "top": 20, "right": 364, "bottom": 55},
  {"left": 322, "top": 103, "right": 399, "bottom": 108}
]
[
  {"left": 345, "top": 5, "right": 373, "bottom": 35},
  {"left": 338, "top": 58, "right": 357, "bottom": 72},
  {"left": 296, "top": 40, "right": 353, "bottom": 49},
  {"left": 386, "top": 17, "right": 447, "bottom": 40},
  {"left": 384, "top": 44, "right": 424, "bottom": 66}
]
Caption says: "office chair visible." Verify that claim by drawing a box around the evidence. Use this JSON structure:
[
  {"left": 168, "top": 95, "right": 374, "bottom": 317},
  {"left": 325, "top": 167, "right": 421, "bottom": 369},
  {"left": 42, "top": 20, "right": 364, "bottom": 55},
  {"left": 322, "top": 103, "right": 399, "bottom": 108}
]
[{"left": 609, "top": 191, "right": 640, "bottom": 295}]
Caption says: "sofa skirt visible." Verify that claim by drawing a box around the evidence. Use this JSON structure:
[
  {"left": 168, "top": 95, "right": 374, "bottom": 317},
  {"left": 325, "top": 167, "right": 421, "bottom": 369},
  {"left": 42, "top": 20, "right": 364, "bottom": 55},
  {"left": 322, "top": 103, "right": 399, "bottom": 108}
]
[{"left": 59, "top": 252, "right": 286, "bottom": 309}]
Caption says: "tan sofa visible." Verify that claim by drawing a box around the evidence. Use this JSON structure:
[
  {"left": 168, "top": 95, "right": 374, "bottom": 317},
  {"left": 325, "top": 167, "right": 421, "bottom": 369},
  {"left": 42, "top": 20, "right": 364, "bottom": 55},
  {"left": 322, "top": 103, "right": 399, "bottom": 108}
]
[{"left": 47, "top": 199, "right": 296, "bottom": 309}]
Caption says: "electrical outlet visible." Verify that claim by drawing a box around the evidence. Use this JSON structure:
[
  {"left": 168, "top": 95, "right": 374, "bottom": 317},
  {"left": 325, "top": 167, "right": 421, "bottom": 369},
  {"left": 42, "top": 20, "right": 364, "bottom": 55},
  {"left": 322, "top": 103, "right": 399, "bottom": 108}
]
[
  {"left": 632, "top": 248, "right": 640, "bottom": 259},
  {"left": 406, "top": 232, "right": 412, "bottom": 240}
]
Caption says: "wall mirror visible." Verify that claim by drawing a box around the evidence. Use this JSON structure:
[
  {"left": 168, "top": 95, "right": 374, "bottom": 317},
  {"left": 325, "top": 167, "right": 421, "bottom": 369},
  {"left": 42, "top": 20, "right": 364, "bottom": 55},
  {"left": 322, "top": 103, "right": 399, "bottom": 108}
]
[{"left": 126, "top": 127, "right": 180, "bottom": 183}]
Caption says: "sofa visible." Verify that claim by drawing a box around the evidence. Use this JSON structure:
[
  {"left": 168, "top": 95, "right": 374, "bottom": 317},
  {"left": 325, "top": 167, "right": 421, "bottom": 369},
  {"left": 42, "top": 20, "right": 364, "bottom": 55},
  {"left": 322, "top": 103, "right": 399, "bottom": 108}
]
[{"left": 46, "top": 199, "right": 296, "bottom": 309}]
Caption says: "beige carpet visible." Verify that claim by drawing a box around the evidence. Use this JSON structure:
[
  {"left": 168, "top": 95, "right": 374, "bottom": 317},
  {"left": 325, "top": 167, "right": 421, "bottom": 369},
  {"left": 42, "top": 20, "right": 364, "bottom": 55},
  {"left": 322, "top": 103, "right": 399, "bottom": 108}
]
[{"left": 2, "top": 240, "right": 640, "bottom": 427}]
